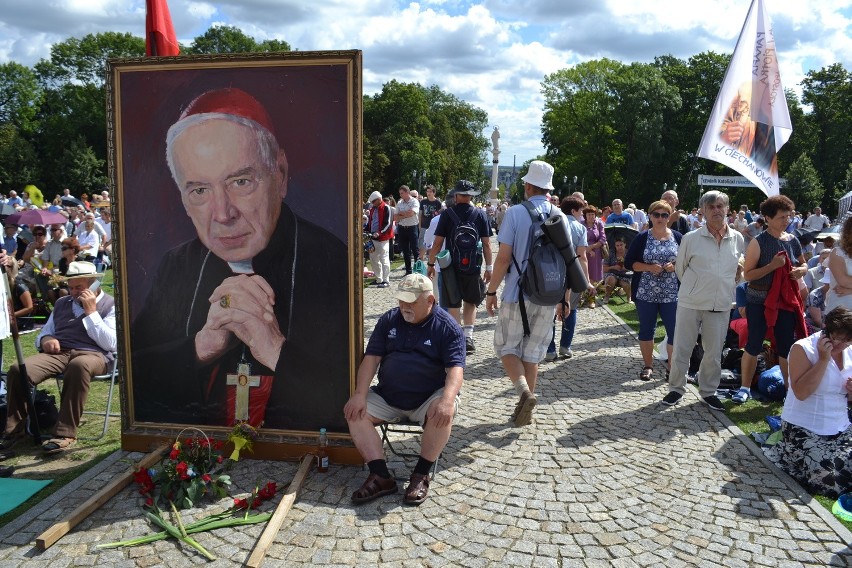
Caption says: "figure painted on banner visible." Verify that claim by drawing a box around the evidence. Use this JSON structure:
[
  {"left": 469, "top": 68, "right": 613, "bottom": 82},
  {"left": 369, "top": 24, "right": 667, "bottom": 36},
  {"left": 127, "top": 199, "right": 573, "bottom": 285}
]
[
  {"left": 131, "top": 88, "right": 350, "bottom": 431},
  {"left": 719, "top": 81, "right": 778, "bottom": 176}
]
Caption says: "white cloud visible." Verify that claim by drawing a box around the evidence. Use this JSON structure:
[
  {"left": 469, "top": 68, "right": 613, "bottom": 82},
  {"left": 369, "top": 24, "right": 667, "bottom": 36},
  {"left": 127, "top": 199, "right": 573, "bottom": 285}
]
[{"left": 0, "top": 0, "right": 849, "bottom": 164}]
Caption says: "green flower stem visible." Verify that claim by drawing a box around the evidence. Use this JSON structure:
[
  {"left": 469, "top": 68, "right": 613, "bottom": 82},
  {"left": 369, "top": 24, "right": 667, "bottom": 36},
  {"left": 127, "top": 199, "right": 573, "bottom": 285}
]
[
  {"left": 170, "top": 501, "right": 189, "bottom": 538},
  {"left": 97, "top": 511, "right": 272, "bottom": 550},
  {"left": 146, "top": 508, "right": 216, "bottom": 561}
]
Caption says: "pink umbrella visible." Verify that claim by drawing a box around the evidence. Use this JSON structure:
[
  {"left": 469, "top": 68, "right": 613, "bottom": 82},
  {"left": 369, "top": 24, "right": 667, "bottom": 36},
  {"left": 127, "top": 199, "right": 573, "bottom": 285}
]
[{"left": 5, "top": 209, "right": 68, "bottom": 227}]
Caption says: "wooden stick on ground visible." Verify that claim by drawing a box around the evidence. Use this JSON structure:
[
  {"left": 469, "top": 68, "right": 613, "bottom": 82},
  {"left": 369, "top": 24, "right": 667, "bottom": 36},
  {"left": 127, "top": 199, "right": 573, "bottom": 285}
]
[
  {"left": 245, "top": 454, "right": 314, "bottom": 568},
  {"left": 36, "top": 443, "right": 169, "bottom": 550}
]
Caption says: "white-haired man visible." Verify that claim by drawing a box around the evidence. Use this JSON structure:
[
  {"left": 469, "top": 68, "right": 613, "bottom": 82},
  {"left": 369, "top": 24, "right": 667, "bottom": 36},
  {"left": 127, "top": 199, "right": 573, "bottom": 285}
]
[{"left": 132, "top": 88, "right": 349, "bottom": 432}]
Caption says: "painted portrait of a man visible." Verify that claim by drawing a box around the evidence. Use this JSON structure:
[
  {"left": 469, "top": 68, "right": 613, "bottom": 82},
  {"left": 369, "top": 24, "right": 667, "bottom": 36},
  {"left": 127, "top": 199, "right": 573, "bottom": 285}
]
[{"left": 111, "top": 55, "right": 359, "bottom": 436}]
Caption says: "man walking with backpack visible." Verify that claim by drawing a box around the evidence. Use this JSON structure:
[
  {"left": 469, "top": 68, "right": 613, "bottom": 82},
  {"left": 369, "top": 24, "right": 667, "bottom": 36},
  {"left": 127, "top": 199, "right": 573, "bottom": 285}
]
[
  {"left": 427, "top": 180, "right": 492, "bottom": 353},
  {"left": 485, "top": 160, "right": 568, "bottom": 427}
]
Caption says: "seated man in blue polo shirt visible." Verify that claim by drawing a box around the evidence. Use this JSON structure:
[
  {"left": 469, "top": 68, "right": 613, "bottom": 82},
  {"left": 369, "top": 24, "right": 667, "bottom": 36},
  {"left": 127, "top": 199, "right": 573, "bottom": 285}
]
[{"left": 344, "top": 273, "right": 464, "bottom": 506}]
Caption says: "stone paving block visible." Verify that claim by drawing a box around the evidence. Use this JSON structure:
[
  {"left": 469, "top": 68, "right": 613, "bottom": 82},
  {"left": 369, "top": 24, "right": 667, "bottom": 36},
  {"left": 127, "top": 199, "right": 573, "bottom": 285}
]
[{"left": 3, "top": 279, "right": 852, "bottom": 566}]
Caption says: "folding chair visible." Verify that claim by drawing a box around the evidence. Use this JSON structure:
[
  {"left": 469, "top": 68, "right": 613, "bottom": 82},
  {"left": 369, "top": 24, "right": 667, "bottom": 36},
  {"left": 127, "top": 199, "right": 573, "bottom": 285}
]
[
  {"left": 379, "top": 420, "right": 441, "bottom": 477},
  {"left": 54, "top": 353, "right": 119, "bottom": 441}
]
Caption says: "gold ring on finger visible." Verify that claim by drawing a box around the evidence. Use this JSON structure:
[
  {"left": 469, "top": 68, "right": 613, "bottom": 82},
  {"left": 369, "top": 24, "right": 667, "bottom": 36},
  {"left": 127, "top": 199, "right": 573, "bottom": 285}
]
[{"left": 219, "top": 295, "right": 231, "bottom": 309}]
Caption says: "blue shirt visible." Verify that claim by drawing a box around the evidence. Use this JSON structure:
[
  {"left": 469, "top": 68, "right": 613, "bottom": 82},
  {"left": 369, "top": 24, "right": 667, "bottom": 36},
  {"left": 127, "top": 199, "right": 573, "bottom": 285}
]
[
  {"left": 3, "top": 236, "right": 17, "bottom": 255},
  {"left": 567, "top": 215, "right": 588, "bottom": 249},
  {"left": 731, "top": 281, "right": 748, "bottom": 320},
  {"left": 366, "top": 306, "right": 465, "bottom": 410},
  {"left": 606, "top": 212, "right": 634, "bottom": 226}
]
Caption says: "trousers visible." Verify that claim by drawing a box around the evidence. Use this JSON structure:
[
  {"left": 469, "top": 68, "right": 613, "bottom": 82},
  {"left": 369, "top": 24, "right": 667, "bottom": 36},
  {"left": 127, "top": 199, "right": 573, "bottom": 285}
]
[
  {"left": 667, "top": 307, "right": 729, "bottom": 398},
  {"left": 4, "top": 350, "right": 107, "bottom": 439}
]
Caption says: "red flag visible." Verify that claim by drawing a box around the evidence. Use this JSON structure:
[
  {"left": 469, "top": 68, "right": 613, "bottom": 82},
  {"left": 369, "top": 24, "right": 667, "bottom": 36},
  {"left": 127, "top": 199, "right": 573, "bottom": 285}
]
[{"left": 145, "top": 0, "right": 180, "bottom": 57}]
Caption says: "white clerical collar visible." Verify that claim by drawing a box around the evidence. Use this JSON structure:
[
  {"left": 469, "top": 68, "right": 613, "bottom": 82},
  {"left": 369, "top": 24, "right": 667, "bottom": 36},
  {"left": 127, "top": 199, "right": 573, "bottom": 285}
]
[{"left": 228, "top": 260, "right": 254, "bottom": 274}]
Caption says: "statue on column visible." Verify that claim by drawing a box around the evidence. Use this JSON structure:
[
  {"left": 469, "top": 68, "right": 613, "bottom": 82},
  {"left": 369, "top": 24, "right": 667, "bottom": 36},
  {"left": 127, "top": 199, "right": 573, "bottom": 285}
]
[{"left": 490, "top": 127, "right": 500, "bottom": 205}]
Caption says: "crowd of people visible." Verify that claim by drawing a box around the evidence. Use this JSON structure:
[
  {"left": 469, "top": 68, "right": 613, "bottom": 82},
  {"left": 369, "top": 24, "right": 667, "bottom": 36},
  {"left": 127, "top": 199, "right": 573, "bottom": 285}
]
[
  {"left": 358, "top": 162, "right": 851, "bottom": 504},
  {"left": 0, "top": 188, "right": 116, "bottom": 460}
]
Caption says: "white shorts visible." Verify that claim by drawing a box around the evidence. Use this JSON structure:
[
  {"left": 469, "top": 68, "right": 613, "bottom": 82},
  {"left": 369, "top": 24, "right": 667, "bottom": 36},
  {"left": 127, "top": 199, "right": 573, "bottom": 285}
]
[
  {"left": 493, "top": 300, "right": 556, "bottom": 363},
  {"left": 367, "top": 388, "right": 458, "bottom": 426}
]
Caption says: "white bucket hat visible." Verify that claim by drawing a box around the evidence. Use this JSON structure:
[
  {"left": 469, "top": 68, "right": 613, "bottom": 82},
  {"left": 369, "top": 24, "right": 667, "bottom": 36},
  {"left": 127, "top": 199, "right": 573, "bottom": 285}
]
[{"left": 521, "top": 160, "right": 555, "bottom": 190}]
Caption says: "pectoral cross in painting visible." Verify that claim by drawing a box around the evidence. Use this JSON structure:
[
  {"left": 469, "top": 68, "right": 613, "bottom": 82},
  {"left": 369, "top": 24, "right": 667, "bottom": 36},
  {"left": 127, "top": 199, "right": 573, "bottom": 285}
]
[{"left": 226, "top": 363, "right": 260, "bottom": 421}]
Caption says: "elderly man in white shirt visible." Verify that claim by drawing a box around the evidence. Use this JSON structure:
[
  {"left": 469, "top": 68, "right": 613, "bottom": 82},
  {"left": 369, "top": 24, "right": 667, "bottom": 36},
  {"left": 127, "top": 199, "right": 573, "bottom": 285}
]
[{"left": 661, "top": 190, "right": 745, "bottom": 411}]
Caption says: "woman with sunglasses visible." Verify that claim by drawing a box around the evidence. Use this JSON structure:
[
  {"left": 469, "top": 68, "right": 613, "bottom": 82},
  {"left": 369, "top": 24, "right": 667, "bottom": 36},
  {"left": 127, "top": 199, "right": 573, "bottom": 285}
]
[
  {"left": 47, "top": 237, "right": 80, "bottom": 302},
  {"left": 763, "top": 307, "right": 852, "bottom": 498},
  {"left": 625, "top": 200, "right": 683, "bottom": 380}
]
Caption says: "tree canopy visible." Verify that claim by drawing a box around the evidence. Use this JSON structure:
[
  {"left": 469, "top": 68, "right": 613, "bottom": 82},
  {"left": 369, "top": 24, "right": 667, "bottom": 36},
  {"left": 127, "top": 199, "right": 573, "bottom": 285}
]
[
  {"left": 540, "top": 52, "right": 850, "bottom": 213},
  {"left": 363, "top": 80, "right": 489, "bottom": 200},
  {"left": 0, "top": 25, "right": 848, "bottom": 215}
]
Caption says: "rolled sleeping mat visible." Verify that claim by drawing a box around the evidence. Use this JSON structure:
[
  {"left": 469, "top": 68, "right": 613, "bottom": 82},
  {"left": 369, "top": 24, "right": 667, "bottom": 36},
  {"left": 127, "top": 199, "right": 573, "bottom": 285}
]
[
  {"left": 436, "top": 250, "right": 462, "bottom": 306},
  {"left": 542, "top": 216, "right": 590, "bottom": 293}
]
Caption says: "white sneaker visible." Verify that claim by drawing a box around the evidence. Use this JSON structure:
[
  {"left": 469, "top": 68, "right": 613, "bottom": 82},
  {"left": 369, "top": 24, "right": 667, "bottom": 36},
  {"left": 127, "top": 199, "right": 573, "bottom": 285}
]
[
  {"left": 544, "top": 351, "right": 557, "bottom": 362},
  {"left": 559, "top": 347, "right": 573, "bottom": 358}
]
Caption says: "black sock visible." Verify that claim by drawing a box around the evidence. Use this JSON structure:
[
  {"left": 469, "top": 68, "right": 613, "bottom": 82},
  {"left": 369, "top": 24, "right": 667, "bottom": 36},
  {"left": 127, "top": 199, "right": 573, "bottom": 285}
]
[
  {"left": 413, "top": 457, "right": 434, "bottom": 476},
  {"left": 367, "top": 459, "right": 391, "bottom": 479}
]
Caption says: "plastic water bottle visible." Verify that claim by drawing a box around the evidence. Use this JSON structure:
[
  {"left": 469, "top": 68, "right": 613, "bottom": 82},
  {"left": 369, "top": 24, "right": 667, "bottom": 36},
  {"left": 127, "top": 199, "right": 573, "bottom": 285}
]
[{"left": 316, "top": 428, "right": 329, "bottom": 473}]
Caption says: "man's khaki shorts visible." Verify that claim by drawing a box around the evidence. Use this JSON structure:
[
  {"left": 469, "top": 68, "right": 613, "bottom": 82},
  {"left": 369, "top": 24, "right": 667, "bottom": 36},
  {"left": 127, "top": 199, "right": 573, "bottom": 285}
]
[{"left": 367, "top": 388, "right": 459, "bottom": 426}]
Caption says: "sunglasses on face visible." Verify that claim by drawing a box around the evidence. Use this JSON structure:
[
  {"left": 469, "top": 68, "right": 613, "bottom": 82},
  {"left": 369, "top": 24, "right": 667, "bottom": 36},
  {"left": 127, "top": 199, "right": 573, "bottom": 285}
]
[{"left": 650, "top": 211, "right": 670, "bottom": 219}]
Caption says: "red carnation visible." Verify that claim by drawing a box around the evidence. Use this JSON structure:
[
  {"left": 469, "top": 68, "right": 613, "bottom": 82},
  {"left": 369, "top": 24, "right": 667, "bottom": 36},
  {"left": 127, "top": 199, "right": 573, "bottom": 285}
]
[
  {"left": 202, "top": 473, "right": 212, "bottom": 483},
  {"left": 176, "top": 461, "right": 189, "bottom": 480}
]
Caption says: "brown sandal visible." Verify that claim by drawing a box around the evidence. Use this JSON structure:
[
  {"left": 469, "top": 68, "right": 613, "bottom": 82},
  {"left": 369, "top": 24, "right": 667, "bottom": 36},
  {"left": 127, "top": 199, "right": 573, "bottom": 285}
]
[
  {"left": 639, "top": 367, "right": 653, "bottom": 381},
  {"left": 351, "top": 473, "right": 398, "bottom": 504},
  {"left": 42, "top": 437, "right": 76, "bottom": 455}
]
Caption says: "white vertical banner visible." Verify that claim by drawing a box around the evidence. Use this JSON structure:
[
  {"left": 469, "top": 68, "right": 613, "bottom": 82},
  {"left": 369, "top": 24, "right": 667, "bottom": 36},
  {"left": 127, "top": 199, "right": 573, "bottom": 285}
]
[{"left": 697, "top": 0, "right": 792, "bottom": 197}]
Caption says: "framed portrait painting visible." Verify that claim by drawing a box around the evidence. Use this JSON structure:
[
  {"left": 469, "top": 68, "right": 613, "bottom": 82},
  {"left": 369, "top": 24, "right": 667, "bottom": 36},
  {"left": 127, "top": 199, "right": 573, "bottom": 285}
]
[{"left": 107, "top": 51, "right": 362, "bottom": 460}]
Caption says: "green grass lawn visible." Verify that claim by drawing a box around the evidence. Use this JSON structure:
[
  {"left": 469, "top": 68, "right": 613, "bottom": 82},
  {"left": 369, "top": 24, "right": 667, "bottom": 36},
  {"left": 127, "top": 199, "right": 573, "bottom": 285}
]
[
  {"left": 605, "top": 300, "right": 852, "bottom": 531},
  {"left": 0, "top": 269, "right": 122, "bottom": 528}
]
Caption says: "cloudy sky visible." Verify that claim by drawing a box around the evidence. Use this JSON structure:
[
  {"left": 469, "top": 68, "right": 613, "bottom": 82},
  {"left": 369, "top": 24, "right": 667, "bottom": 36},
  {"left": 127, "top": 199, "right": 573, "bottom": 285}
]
[{"left": 1, "top": 0, "right": 851, "bottom": 165}]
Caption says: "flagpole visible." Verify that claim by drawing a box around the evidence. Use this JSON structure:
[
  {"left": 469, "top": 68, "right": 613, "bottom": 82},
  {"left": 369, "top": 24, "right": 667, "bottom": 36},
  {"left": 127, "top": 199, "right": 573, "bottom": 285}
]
[{"left": 689, "top": 0, "right": 758, "bottom": 205}]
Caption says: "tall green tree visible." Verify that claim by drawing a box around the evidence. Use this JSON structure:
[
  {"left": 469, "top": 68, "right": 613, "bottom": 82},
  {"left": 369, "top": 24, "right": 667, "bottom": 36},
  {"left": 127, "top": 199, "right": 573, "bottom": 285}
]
[
  {"left": 654, "top": 51, "right": 730, "bottom": 206},
  {"left": 34, "top": 32, "right": 145, "bottom": 192},
  {"left": 610, "top": 62, "right": 681, "bottom": 204},
  {"left": 801, "top": 63, "right": 852, "bottom": 208},
  {"left": 186, "top": 26, "right": 291, "bottom": 54},
  {"left": 363, "top": 81, "right": 487, "bottom": 199},
  {"left": 0, "top": 62, "right": 43, "bottom": 133},
  {"left": 541, "top": 58, "right": 625, "bottom": 206},
  {"left": 0, "top": 124, "right": 40, "bottom": 191},
  {"left": 783, "top": 153, "right": 824, "bottom": 213}
]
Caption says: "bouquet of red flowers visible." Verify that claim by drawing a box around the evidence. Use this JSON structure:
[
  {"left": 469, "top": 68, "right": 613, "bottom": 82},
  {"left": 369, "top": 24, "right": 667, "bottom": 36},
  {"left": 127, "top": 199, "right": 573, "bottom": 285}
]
[{"left": 134, "top": 429, "right": 231, "bottom": 511}]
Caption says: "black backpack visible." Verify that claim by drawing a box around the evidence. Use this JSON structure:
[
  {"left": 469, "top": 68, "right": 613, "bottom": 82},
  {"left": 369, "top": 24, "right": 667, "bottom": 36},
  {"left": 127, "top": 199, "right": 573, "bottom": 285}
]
[
  {"left": 445, "top": 207, "right": 482, "bottom": 275},
  {"left": 512, "top": 202, "right": 568, "bottom": 336}
]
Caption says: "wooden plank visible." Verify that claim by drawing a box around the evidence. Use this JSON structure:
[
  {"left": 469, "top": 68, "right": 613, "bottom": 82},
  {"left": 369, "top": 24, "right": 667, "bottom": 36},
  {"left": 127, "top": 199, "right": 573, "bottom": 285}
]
[
  {"left": 245, "top": 454, "right": 314, "bottom": 568},
  {"left": 121, "top": 433, "right": 363, "bottom": 464},
  {"left": 36, "top": 444, "right": 168, "bottom": 550}
]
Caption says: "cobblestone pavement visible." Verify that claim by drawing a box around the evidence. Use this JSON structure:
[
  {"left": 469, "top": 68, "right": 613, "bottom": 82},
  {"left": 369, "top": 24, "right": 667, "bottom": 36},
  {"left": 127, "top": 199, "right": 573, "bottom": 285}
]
[{"left": 2, "top": 249, "right": 852, "bottom": 567}]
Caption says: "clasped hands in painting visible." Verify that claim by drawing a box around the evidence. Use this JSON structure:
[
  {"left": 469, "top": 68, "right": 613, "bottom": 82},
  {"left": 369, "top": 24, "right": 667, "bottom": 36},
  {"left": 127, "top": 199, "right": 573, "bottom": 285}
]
[{"left": 194, "top": 273, "right": 284, "bottom": 370}]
